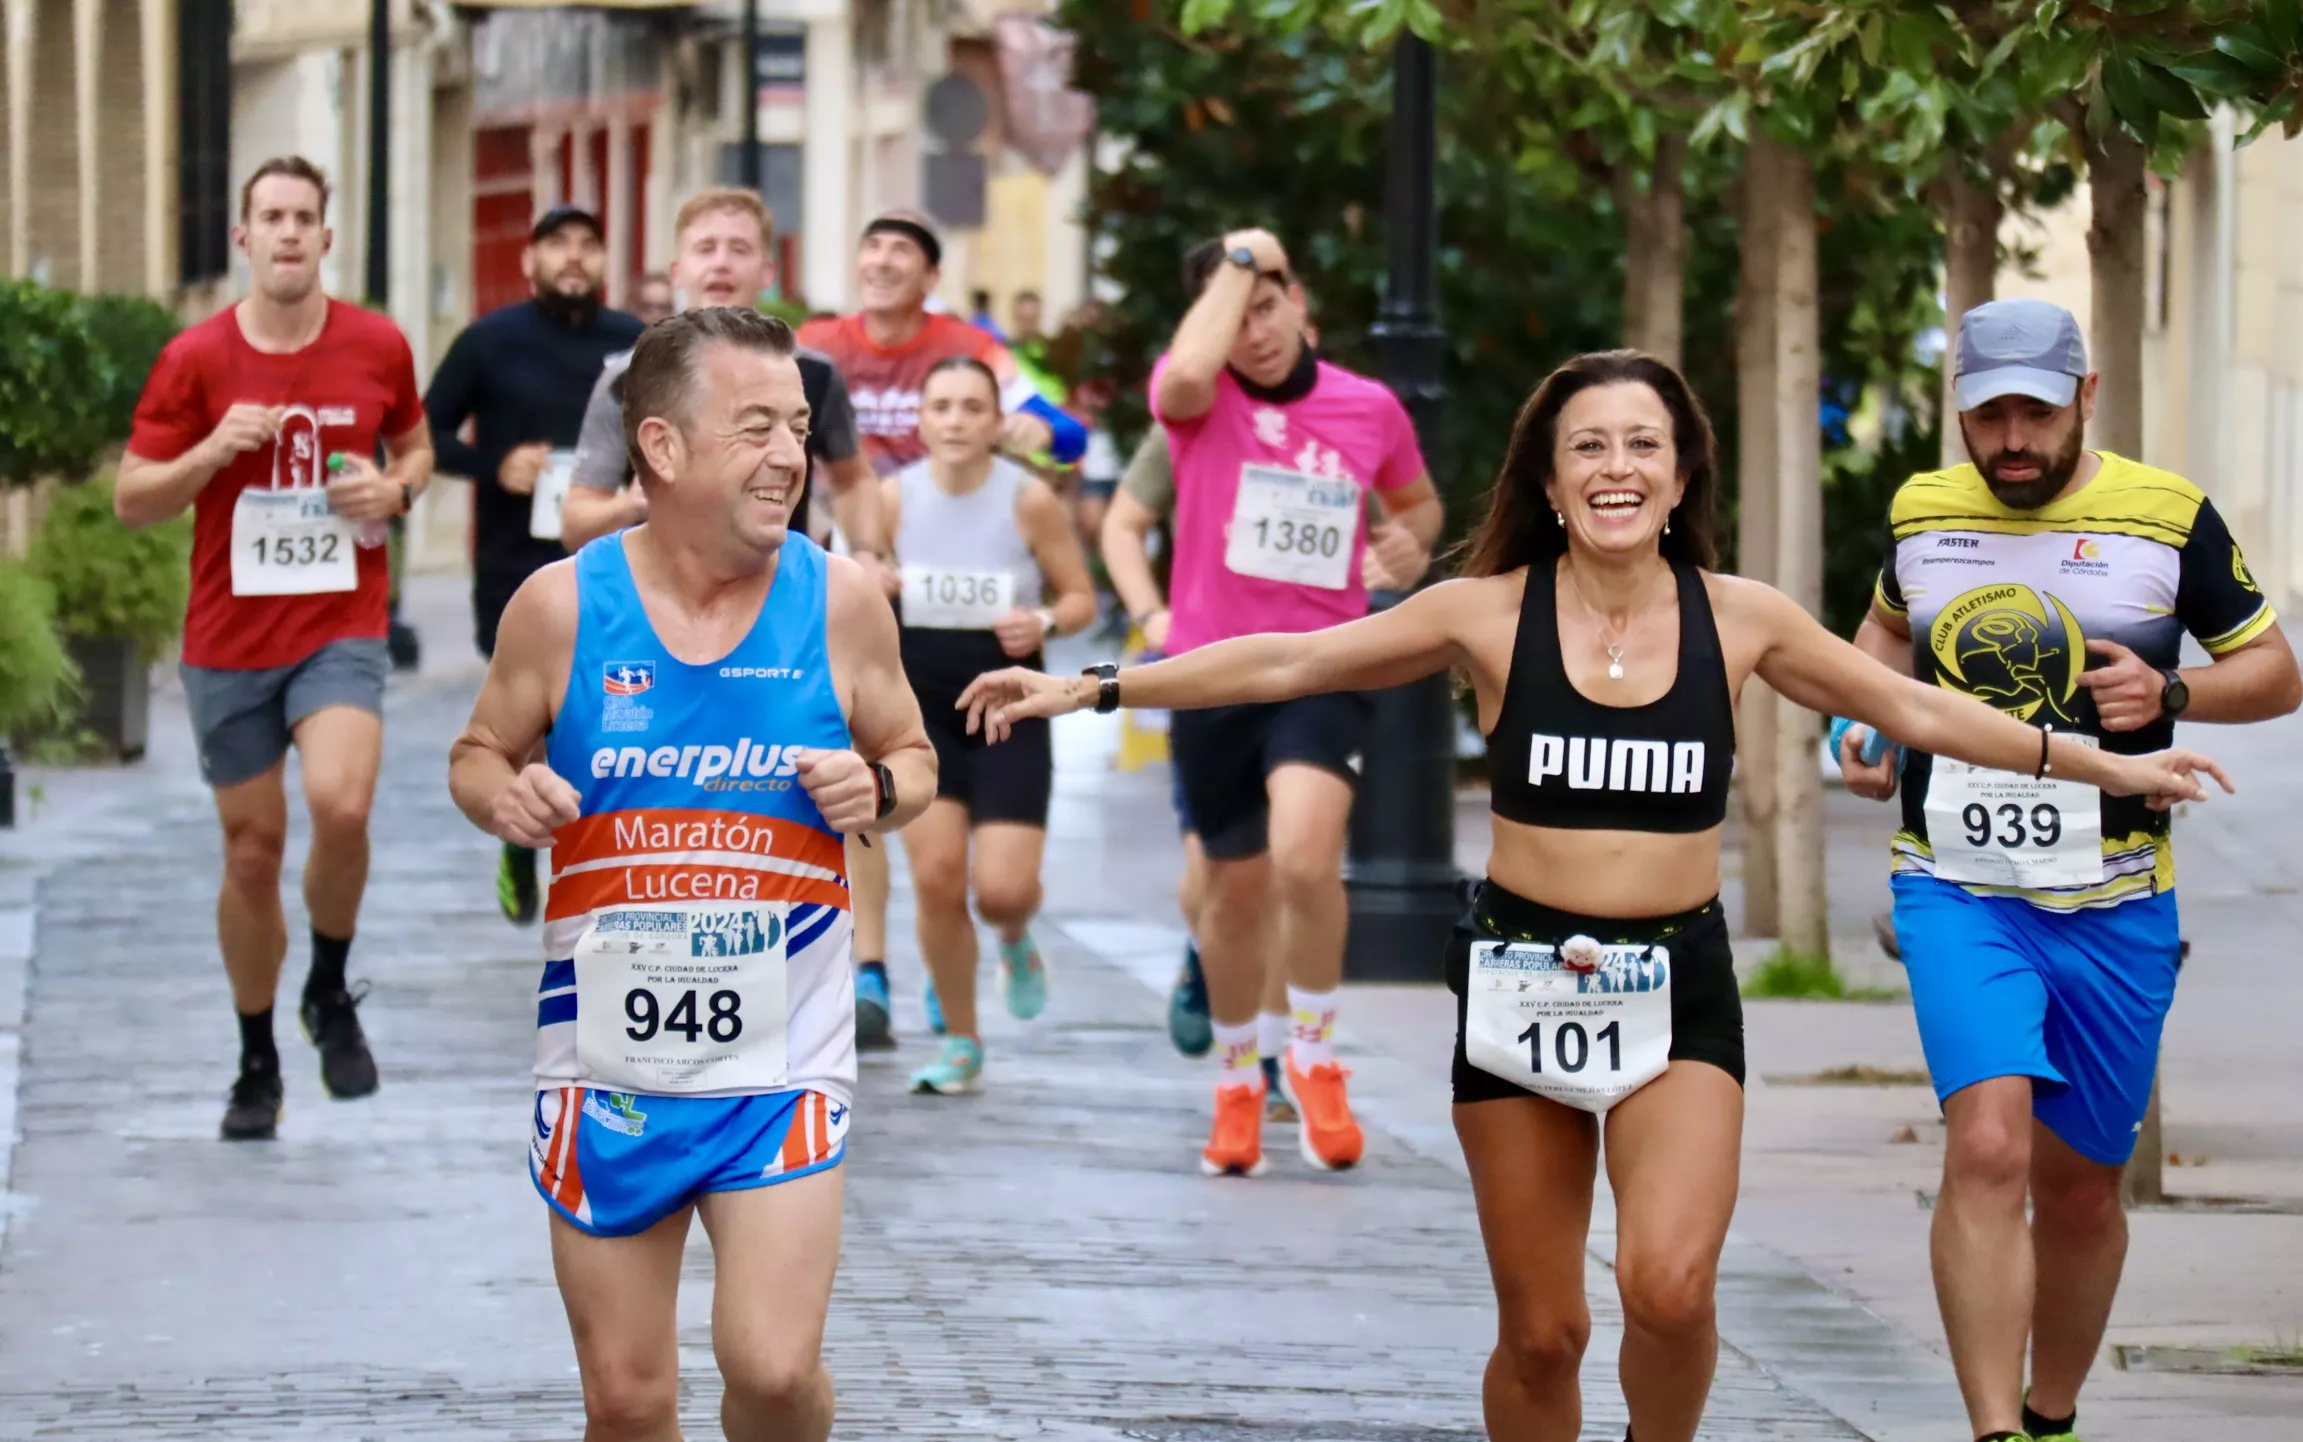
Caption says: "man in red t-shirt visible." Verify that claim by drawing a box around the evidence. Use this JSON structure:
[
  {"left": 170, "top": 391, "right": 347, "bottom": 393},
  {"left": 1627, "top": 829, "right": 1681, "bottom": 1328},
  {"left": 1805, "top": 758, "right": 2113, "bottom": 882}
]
[
  {"left": 116, "top": 157, "right": 434, "bottom": 1143},
  {"left": 797, "top": 210, "right": 1087, "bottom": 1052}
]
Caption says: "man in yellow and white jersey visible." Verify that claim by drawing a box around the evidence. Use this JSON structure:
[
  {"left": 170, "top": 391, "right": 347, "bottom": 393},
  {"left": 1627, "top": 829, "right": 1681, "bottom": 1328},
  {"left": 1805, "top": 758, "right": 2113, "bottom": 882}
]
[
  {"left": 450, "top": 308, "right": 935, "bottom": 1441},
  {"left": 1839, "top": 299, "right": 2301, "bottom": 1442}
]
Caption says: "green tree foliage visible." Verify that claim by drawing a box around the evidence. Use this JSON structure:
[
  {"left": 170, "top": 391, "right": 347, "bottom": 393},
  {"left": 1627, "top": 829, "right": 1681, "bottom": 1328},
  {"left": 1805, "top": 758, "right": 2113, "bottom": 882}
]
[
  {"left": 0, "top": 564, "right": 78, "bottom": 743},
  {"left": 29, "top": 476, "right": 193, "bottom": 657},
  {"left": 0, "top": 282, "right": 182, "bottom": 488},
  {"left": 1068, "top": 3, "right": 1946, "bottom": 626}
]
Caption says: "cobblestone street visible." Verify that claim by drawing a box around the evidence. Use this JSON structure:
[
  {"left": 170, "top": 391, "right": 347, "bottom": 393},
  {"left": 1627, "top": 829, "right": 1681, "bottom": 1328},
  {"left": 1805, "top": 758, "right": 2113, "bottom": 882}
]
[{"left": 0, "top": 655, "right": 1886, "bottom": 1439}]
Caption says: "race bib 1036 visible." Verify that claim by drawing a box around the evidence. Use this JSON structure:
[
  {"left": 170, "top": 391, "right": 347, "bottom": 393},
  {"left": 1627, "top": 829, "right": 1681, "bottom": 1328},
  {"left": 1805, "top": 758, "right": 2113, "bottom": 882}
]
[{"left": 901, "top": 565, "right": 1015, "bottom": 630}]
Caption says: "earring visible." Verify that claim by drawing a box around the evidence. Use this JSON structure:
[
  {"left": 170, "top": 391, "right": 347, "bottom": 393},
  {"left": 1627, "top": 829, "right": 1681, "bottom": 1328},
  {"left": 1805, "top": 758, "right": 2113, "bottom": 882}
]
[
  {"left": 1664, "top": 518, "right": 1672, "bottom": 535},
  {"left": 1554, "top": 511, "right": 1565, "bottom": 527}
]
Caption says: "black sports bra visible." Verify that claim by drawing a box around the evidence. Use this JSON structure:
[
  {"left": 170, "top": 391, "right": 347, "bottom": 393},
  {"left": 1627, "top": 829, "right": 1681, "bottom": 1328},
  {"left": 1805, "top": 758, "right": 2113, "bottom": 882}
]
[{"left": 1486, "top": 556, "right": 1736, "bottom": 833}]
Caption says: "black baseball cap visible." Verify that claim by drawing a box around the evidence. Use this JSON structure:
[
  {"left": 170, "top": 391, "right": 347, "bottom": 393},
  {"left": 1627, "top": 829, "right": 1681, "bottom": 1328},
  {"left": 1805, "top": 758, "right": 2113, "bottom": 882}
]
[{"left": 532, "top": 204, "right": 604, "bottom": 244}]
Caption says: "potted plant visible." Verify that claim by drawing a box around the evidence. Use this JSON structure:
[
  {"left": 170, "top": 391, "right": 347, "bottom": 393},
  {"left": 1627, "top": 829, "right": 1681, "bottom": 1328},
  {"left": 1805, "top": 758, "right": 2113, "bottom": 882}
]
[
  {"left": 0, "top": 563, "right": 78, "bottom": 824},
  {"left": 27, "top": 475, "right": 189, "bottom": 762}
]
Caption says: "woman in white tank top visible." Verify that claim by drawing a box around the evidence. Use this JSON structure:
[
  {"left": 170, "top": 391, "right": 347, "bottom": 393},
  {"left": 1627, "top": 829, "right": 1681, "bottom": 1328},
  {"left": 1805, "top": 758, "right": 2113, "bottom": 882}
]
[{"left": 881, "top": 357, "right": 1096, "bottom": 1095}]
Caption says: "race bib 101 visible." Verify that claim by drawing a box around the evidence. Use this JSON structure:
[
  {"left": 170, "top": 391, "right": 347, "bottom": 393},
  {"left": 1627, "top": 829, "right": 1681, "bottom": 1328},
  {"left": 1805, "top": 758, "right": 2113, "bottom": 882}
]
[
  {"left": 1464, "top": 937, "right": 1672, "bottom": 1114},
  {"left": 1223, "top": 463, "right": 1358, "bottom": 590},
  {"left": 230, "top": 487, "right": 358, "bottom": 597},
  {"left": 529, "top": 449, "right": 580, "bottom": 541},
  {"left": 1923, "top": 738, "right": 2104, "bottom": 889},
  {"left": 573, "top": 903, "right": 789, "bottom": 1094},
  {"left": 902, "top": 565, "right": 1015, "bottom": 630}
]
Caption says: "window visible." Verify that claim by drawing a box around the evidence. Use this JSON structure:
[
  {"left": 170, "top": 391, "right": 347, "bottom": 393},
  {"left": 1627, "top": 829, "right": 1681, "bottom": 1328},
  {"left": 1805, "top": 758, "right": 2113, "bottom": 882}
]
[{"left": 177, "top": 0, "right": 232, "bottom": 285}]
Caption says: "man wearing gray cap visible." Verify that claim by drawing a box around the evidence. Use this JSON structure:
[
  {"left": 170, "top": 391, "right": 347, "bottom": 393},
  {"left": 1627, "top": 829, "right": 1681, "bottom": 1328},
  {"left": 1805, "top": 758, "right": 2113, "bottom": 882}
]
[{"left": 1838, "top": 298, "right": 2300, "bottom": 1442}]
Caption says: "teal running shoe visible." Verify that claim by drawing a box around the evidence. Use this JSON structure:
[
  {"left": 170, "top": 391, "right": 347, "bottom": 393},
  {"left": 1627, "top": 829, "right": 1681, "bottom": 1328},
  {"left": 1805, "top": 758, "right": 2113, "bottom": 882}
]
[
  {"left": 999, "top": 933, "right": 1048, "bottom": 1020},
  {"left": 909, "top": 1036, "right": 984, "bottom": 1095}
]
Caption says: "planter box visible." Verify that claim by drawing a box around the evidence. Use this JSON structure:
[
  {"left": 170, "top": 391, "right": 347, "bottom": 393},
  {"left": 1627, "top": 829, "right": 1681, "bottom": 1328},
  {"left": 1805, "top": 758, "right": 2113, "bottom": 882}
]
[{"left": 65, "top": 635, "right": 149, "bottom": 762}]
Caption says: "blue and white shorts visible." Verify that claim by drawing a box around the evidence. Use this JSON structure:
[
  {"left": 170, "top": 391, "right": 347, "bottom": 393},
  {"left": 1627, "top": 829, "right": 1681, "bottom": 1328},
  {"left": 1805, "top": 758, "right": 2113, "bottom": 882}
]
[{"left": 531, "top": 1086, "right": 849, "bottom": 1237}]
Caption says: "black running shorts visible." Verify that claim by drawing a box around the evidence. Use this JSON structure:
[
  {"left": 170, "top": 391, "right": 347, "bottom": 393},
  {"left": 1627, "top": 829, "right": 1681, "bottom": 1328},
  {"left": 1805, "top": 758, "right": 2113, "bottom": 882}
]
[
  {"left": 1444, "top": 878, "right": 1746, "bottom": 1104},
  {"left": 1168, "top": 692, "right": 1373, "bottom": 861}
]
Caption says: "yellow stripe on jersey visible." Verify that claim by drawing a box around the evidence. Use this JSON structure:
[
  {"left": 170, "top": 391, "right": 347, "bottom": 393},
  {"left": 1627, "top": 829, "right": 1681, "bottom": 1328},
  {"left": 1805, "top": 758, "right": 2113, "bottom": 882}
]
[
  {"left": 1891, "top": 828, "right": 2171, "bottom": 911},
  {"left": 2199, "top": 600, "right": 2277, "bottom": 656},
  {"left": 1889, "top": 452, "right": 2205, "bottom": 547},
  {"left": 1874, "top": 572, "right": 1908, "bottom": 617}
]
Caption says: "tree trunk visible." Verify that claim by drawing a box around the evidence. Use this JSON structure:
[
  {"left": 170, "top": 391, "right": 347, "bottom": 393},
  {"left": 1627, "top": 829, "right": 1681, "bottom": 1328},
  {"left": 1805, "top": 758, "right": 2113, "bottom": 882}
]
[
  {"left": 2086, "top": 124, "right": 2161, "bottom": 1204},
  {"left": 1734, "top": 135, "right": 1783, "bottom": 940},
  {"left": 2086, "top": 126, "right": 2149, "bottom": 459},
  {"left": 1939, "top": 164, "right": 2002, "bottom": 468},
  {"left": 1620, "top": 135, "right": 1688, "bottom": 368},
  {"left": 1773, "top": 143, "right": 1828, "bottom": 963}
]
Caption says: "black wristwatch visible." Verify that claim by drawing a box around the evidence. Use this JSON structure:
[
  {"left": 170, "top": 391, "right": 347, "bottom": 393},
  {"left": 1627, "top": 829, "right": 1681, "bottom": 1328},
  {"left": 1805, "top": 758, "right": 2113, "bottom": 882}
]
[
  {"left": 2159, "top": 668, "right": 2190, "bottom": 720},
  {"left": 394, "top": 478, "right": 413, "bottom": 515},
  {"left": 870, "top": 761, "right": 897, "bottom": 820},
  {"left": 1082, "top": 661, "right": 1121, "bottom": 714},
  {"left": 1226, "top": 245, "right": 1258, "bottom": 272}
]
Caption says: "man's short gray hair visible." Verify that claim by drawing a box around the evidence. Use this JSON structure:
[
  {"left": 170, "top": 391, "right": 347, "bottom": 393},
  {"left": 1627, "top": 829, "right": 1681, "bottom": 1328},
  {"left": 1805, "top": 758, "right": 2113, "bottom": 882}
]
[{"left": 621, "top": 306, "right": 797, "bottom": 484}]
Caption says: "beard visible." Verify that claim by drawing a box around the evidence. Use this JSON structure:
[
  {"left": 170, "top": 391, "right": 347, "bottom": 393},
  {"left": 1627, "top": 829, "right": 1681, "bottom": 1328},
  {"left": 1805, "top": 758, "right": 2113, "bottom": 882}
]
[
  {"left": 1966, "top": 418, "right": 2085, "bottom": 511},
  {"left": 534, "top": 274, "right": 604, "bottom": 326}
]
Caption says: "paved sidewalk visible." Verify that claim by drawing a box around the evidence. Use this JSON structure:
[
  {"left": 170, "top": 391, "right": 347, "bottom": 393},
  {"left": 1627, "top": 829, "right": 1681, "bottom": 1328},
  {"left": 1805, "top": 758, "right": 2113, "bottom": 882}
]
[{"left": 0, "top": 586, "right": 1891, "bottom": 1440}]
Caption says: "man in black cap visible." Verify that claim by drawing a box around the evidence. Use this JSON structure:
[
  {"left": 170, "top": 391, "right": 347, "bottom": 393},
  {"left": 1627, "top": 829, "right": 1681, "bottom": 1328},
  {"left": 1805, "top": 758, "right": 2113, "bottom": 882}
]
[{"left": 425, "top": 203, "right": 645, "bottom": 925}]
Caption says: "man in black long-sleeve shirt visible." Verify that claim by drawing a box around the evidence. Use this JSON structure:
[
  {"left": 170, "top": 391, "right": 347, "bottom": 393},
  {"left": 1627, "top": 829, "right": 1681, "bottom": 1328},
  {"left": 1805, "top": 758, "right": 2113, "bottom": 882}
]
[
  {"left": 424, "top": 204, "right": 642, "bottom": 925},
  {"left": 425, "top": 205, "right": 643, "bottom": 658}
]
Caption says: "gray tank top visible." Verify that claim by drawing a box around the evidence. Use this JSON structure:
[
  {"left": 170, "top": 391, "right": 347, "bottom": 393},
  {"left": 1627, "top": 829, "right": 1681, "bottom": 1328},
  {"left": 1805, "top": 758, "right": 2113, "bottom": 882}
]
[{"left": 893, "top": 458, "right": 1043, "bottom": 628}]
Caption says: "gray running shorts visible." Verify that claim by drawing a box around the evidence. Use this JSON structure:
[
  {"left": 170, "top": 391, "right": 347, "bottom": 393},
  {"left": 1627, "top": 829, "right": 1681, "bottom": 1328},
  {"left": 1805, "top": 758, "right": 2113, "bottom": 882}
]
[{"left": 180, "top": 638, "right": 389, "bottom": 788}]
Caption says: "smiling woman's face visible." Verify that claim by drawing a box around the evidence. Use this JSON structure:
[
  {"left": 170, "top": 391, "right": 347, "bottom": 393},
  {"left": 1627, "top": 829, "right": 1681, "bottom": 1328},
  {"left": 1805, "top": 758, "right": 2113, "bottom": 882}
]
[{"left": 1545, "top": 382, "right": 1685, "bottom": 559}]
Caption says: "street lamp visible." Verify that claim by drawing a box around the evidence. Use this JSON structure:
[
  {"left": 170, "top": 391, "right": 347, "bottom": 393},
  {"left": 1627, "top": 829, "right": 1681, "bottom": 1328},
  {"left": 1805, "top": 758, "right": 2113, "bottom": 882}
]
[
  {"left": 740, "top": 0, "right": 763, "bottom": 191},
  {"left": 1347, "top": 33, "right": 1462, "bottom": 982}
]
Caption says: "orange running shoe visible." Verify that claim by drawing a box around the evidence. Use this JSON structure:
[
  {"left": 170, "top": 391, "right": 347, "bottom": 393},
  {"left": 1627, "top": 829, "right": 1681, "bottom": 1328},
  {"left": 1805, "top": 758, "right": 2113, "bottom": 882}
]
[
  {"left": 1284, "top": 1053, "right": 1365, "bottom": 1171},
  {"left": 1199, "top": 1080, "right": 1268, "bottom": 1177}
]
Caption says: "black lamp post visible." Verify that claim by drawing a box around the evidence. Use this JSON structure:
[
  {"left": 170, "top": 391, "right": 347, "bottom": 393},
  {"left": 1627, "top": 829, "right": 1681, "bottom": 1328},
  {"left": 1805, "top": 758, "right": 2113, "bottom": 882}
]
[
  {"left": 369, "top": 0, "right": 421, "bottom": 670},
  {"left": 367, "top": 0, "right": 391, "bottom": 307},
  {"left": 1346, "top": 33, "right": 1462, "bottom": 981},
  {"left": 740, "top": 0, "right": 763, "bottom": 192}
]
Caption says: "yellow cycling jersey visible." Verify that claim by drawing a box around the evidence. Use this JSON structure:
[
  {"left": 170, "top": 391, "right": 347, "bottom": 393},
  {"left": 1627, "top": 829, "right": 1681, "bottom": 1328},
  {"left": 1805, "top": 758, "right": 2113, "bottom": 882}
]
[{"left": 1873, "top": 451, "right": 2275, "bottom": 910}]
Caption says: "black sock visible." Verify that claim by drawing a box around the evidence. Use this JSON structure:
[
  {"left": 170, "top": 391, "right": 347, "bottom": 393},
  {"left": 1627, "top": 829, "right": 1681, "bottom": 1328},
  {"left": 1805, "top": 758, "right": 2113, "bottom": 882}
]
[
  {"left": 237, "top": 1007, "right": 277, "bottom": 1069},
  {"left": 1977, "top": 1432, "right": 2027, "bottom": 1442},
  {"left": 859, "top": 960, "right": 887, "bottom": 982},
  {"left": 307, "top": 930, "right": 351, "bottom": 999},
  {"left": 2022, "top": 1400, "right": 2076, "bottom": 1437}
]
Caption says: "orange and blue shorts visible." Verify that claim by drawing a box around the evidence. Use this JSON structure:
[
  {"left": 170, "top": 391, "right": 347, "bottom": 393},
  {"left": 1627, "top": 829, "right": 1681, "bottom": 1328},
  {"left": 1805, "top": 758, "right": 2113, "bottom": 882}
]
[{"left": 530, "top": 1086, "right": 849, "bottom": 1237}]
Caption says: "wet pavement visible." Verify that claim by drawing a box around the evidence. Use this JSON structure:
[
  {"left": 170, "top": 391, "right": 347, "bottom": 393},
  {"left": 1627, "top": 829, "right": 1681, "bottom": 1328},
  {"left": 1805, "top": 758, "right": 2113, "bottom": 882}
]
[{"left": 0, "top": 607, "right": 1905, "bottom": 1438}]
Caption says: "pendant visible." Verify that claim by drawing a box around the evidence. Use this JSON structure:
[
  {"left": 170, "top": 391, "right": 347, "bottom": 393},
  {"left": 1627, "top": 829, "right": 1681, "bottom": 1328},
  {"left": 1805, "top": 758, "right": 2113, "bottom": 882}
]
[{"left": 1608, "top": 661, "right": 1625, "bottom": 680}]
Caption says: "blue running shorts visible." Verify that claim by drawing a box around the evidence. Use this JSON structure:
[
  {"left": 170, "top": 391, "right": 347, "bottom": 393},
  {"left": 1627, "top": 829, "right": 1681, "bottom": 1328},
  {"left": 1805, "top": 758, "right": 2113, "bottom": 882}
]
[
  {"left": 1890, "top": 873, "right": 2180, "bottom": 1165},
  {"left": 530, "top": 1086, "right": 849, "bottom": 1237}
]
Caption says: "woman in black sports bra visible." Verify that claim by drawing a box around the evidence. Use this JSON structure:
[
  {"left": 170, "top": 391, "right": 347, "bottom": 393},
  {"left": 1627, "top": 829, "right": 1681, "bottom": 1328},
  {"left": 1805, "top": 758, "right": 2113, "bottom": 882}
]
[{"left": 958, "top": 350, "right": 2228, "bottom": 1442}]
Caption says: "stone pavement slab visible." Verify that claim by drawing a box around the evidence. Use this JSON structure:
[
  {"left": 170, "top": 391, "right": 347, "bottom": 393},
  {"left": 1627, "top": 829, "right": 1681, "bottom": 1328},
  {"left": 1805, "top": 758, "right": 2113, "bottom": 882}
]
[{"left": 0, "top": 663, "right": 1882, "bottom": 1439}]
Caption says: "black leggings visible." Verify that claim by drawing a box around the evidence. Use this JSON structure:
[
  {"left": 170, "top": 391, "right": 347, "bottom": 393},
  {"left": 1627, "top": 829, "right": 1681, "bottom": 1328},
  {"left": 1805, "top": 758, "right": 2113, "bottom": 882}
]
[{"left": 1445, "top": 878, "right": 1745, "bottom": 1105}]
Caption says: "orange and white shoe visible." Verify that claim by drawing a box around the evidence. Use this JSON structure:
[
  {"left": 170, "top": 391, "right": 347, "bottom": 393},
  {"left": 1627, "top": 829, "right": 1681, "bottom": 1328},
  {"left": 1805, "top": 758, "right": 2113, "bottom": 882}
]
[
  {"left": 1199, "top": 1080, "right": 1268, "bottom": 1177},
  {"left": 1284, "top": 1053, "right": 1365, "bottom": 1171}
]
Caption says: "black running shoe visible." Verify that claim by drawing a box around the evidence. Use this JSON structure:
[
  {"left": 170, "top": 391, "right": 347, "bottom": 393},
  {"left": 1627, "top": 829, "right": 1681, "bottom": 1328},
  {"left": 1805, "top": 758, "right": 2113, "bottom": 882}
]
[
  {"left": 221, "top": 1058, "right": 284, "bottom": 1141},
  {"left": 300, "top": 981, "right": 380, "bottom": 1099},
  {"left": 498, "top": 842, "right": 540, "bottom": 927}
]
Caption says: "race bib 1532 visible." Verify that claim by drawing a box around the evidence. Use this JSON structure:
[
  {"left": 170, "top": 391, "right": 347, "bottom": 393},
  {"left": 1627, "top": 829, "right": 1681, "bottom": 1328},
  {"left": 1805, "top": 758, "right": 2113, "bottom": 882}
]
[{"left": 230, "top": 486, "right": 358, "bottom": 597}]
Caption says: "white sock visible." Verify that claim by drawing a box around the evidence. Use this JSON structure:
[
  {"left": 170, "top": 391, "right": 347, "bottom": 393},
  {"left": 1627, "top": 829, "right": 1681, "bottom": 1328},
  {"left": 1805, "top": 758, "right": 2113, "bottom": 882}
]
[
  {"left": 1288, "top": 985, "right": 1340, "bottom": 1069},
  {"left": 1213, "top": 1019, "right": 1260, "bottom": 1091},
  {"left": 1257, "top": 1011, "right": 1290, "bottom": 1062}
]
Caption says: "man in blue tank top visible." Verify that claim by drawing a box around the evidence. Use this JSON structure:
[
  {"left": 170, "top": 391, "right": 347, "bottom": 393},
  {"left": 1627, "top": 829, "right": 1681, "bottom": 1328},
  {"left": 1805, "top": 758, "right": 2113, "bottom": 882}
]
[{"left": 449, "top": 307, "right": 936, "bottom": 1442}]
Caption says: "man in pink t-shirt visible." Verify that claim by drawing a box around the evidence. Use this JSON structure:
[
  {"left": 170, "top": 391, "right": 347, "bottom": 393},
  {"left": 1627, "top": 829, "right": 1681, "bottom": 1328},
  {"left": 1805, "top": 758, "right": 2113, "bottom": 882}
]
[{"left": 1151, "top": 226, "right": 1442, "bottom": 1178}]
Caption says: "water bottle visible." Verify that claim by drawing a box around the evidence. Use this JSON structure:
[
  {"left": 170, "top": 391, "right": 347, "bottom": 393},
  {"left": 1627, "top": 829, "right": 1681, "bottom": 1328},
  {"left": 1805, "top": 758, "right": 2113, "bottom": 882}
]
[{"left": 328, "top": 452, "right": 392, "bottom": 549}]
